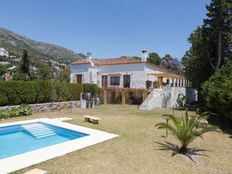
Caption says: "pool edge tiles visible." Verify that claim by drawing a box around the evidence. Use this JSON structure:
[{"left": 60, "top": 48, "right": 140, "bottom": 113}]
[{"left": 0, "top": 118, "right": 119, "bottom": 174}]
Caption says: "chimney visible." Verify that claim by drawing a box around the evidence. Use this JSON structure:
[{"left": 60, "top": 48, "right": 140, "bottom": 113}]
[
  {"left": 141, "top": 50, "right": 148, "bottom": 62},
  {"left": 86, "top": 52, "right": 92, "bottom": 62},
  {"left": 86, "top": 52, "right": 94, "bottom": 66}
]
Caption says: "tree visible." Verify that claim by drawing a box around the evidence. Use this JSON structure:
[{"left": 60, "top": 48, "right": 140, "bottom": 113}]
[
  {"left": 182, "top": 28, "right": 214, "bottom": 97},
  {"left": 202, "top": 61, "right": 232, "bottom": 122},
  {"left": 182, "top": 0, "right": 232, "bottom": 104},
  {"left": 147, "top": 52, "right": 161, "bottom": 65},
  {"left": 156, "top": 111, "right": 216, "bottom": 154},
  {"left": 203, "top": 0, "right": 232, "bottom": 71},
  {"left": 163, "top": 54, "right": 172, "bottom": 59},
  {"left": 20, "top": 49, "right": 31, "bottom": 77},
  {"left": 0, "top": 65, "right": 6, "bottom": 77},
  {"left": 58, "top": 66, "right": 70, "bottom": 82},
  {"left": 35, "top": 60, "right": 53, "bottom": 80}
]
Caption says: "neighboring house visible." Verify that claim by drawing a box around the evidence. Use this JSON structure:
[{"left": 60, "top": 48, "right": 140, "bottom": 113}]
[
  {"left": 8, "top": 66, "right": 17, "bottom": 70},
  {"left": 0, "top": 48, "right": 9, "bottom": 57},
  {"left": 70, "top": 50, "right": 189, "bottom": 89},
  {"left": 30, "top": 66, "right": 38, "bottom": 73},
  {"left": 0, "top": 61, "right": 10, "bottom": 65},
  {"left": 9, "top": 55, "right": 17, "bottom": 59}
]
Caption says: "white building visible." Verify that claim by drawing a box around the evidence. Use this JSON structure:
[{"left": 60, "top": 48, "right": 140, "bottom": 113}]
[
  {"left": 70, "top": 50, "right": 197, "bottom": 108},
  {"left": 0, "top": 61, "right": 10, "bottom": 65},
  {"left": 70, "top": 50, "right": 188, "bottom": 89},
  {"left": 0, "top": 48, "right": 9, "bottom": 57}
]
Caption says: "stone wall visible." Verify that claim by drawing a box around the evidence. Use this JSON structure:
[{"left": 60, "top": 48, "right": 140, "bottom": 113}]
[{"left": 0, "top": 101, "right": 81, "bottom": 113}]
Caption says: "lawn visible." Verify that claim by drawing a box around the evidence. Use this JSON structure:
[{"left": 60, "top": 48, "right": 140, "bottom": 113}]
[{"left": 1, "top": 105, "right": 231, "bottom": 174}]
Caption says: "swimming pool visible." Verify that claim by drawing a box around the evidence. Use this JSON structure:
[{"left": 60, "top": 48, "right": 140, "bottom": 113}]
[
  {"left": 0, "top": 122, "right": 88, "bottom": 159},
  {"left": 0, "top": 118, "right": 118, "bottom": 174}
]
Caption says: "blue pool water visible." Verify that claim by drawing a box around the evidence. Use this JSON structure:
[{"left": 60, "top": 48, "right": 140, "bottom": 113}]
[{"left": 0, "top": 122, "right": 89, "bottom": 159}]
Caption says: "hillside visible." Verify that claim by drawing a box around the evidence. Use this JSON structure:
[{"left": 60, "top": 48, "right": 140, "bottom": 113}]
[{"left": 0, "top": 28, "right": 83, "bottom": 63}]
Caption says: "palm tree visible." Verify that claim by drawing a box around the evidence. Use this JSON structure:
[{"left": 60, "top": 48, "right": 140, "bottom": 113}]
[{"left": 156, "top": 111, "right": 216, "bottom": 154}]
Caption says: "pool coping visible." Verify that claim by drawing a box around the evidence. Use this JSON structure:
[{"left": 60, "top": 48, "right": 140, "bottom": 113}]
[{"left": 0, "top": 118, "right": 118, "bottom": 174}]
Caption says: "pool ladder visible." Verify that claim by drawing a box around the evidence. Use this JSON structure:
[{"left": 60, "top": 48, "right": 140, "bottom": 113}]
[{"left": 22, "top": 123, "right": 56, "bottom": 139}]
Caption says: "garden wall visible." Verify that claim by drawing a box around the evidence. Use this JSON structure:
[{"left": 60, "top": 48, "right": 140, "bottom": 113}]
[{"left": 0, "top": 101, "right": 81, "bottom": 113}]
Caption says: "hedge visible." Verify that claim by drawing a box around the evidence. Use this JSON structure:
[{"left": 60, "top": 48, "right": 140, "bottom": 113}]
[
  {"left": 0, "top": 81, "right": 98, "bottom": 106},
  {"left": 202, "top": 61, "right": 232, "bottom": 122}
]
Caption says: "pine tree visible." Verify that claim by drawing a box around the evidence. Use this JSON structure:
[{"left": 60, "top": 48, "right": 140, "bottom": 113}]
[
  {"left": 20, "top": 49, "right": 31, "bottom": 77},
  {"left": 182, "top": 0, "right": 232, "bottom": 102},
  {"left": 203, "top": 0, "right": 232, "bottom": 70}
]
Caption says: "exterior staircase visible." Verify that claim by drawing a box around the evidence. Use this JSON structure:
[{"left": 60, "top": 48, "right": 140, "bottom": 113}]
[
  {"left": 139, "top": 87, "right": 172, "bottom": 110},
  {"left": 22, "top": 123, "right": 56, "bottom": 139}
]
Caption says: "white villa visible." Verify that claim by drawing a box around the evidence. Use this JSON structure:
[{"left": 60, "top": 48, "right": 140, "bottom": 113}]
[
  {"left": 70, "top": 50, "right": 196, "bottom": 108},
  {"left": 70, "top": 50, "right": 189, "bottom": 89},
  {"left": 0, "top": 48, "right": 9, "bottom": 57}
]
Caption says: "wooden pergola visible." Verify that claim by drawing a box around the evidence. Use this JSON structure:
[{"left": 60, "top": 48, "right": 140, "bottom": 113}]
[{"left": 100, "top": 87, "right": 147, "bottom": 105}]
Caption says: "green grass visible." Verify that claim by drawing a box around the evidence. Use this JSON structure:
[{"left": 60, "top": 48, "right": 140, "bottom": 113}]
[{"left": 1, "top": 105, "right": 231, "bottom": 174}]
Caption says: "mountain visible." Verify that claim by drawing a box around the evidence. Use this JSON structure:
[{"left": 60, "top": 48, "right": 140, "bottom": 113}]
[{"left": 0, "top": 28, "right": 82, "bottom": 63}]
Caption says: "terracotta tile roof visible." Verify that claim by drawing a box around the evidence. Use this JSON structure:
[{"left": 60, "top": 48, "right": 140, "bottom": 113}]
[
  {"left": 71, "top": 59, "right": 89, "bottom": 65},
  {"left": 71, "top": 57, "right": 142, "bottom": 66},
  {"left": 71, "top": 57, "right": 180, "bottom": 75}
]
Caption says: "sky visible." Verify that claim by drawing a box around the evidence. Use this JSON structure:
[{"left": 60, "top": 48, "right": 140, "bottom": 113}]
[{"left": 0, "top": 0, "right": 211, "bottom": 59}]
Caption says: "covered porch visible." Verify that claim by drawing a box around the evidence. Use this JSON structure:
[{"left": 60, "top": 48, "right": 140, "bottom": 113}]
[
  {"left": 146, "top": 73, "right": 191, "bottom": 89},
  {"left": 99, "top": 88, "right": 147, "bottom": 105}
]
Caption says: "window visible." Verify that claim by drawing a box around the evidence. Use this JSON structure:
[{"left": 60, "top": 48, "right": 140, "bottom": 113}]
[
  {"left": 102, "top": 75, "right": 108, "bottom": 87},
  {"left": 123, "top": 75, "right": 130, "bottom": 88},
  {"left": 110, "top": 76, "right": 120, "bottom": 86}
]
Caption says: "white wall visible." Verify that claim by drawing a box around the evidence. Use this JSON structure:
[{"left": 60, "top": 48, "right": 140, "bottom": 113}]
[
  {"left": 98, "top": 63, "right": 146, "bottom": 88},
  {"left": 145, "top": 64, "right": 171, "bottom": 83},
  {"left": 169, "top": 87, "right": 197, "bottom": 107},
  {"left": 70, "top": 64, "right": 90, "bottom": 83},
  {"left": 70, "top": 62, "right": 181, "bottom": 89},
  {"left": 0, "top": 48, "right": 9, "bottom": 57},
  {"left": 170, "top": 87, "right": 186, "bottom": 107}
]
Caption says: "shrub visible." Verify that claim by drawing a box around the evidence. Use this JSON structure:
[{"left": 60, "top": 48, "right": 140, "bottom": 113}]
[
  {"left": 67, "top": 83, "right": 83, "bottom": 100},
  {"left": 0, "top": 104, "right": 32, "bottom": 119},
  {"left": 83, "top": 83, "right": 99, "bottom": 97},
  {"left": 176, "top": 94, "right": 186, "bottom": 107},
  {"left": 17, "top": 104, "right": 32, "bottom": 116},
  {"left": 202, "top": 61, "right": 232, "bottom": 122}
]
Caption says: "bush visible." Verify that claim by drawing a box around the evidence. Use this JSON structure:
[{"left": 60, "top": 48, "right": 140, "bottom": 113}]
[
  {"left": 0, "top": 104, "right": 32, "bottom": 119},
  {"left": 83, "top": 83, "right": 99, "bottom": 97},
  {"left": 202, "top": 61, "right": 232, "bottom": 121},
  {"left": 0, "top": 81, "right": 94, "bottom": 106},
  {"left": 176, "top": 94, "right": 186, "bottom": 107}
]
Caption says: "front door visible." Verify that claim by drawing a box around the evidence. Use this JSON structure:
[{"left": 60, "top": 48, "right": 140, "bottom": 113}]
[
  {"left": 76, "top": 74, "right": 82, "bottom": 84},
  {"left": 123, "top": 75, "right": 130, "bottom": 88}
]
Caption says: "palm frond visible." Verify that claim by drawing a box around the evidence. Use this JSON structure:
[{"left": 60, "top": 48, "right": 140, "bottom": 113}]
[{"left": 156, "top": 111, "right": 216, "bottom": 155}]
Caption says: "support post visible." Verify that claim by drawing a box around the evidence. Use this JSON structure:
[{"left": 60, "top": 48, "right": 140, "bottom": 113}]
[
  {"left": 143, "top": 90, "right": 147, "bottom": 101},
  {"left": 104, "top": 89, "right": 107, "bottom": 105},
  {"left": 122, "top": 90, "right": 126, "bottom": 105}
]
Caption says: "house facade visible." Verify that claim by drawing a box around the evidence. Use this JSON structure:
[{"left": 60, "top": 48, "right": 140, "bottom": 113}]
[{"left": 70, "top": 50, "right": 189, "bottom": 90}]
